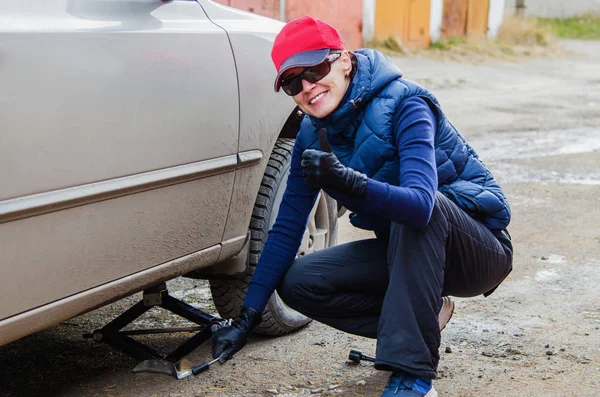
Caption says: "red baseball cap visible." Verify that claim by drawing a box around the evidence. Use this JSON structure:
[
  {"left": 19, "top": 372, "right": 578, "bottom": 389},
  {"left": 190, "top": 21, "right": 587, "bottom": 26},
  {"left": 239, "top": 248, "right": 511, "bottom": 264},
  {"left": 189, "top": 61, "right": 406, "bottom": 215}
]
[{"left": 272, "top": 16, "right": 345, "bottom": 92}]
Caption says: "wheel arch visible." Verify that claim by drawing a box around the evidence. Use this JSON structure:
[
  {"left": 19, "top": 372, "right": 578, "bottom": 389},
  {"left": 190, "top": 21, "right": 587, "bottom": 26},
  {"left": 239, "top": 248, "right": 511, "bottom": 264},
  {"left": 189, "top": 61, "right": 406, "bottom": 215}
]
[{"left": 278, "top": 106, "right": 303, "bottom": 139}]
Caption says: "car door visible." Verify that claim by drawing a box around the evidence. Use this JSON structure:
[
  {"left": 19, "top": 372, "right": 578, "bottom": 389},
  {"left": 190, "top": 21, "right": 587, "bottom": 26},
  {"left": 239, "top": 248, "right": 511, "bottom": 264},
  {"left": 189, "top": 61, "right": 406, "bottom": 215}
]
[{"left": 0, "top": 0, "right": 239, "bottom": 323}]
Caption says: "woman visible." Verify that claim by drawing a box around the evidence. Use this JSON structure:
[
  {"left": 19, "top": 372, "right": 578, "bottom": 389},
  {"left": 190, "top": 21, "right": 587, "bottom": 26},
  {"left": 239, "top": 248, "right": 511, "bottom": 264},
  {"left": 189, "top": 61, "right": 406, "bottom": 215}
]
[{"left": 212, "top": 16, "right": 513, "bottom": 397}]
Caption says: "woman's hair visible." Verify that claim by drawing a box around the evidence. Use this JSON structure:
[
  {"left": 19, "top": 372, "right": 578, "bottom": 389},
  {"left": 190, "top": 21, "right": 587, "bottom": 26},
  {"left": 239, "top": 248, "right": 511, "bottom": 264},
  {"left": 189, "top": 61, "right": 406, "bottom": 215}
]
[{"left": 349, "top": 52, "right": 358, "bottom": 80}]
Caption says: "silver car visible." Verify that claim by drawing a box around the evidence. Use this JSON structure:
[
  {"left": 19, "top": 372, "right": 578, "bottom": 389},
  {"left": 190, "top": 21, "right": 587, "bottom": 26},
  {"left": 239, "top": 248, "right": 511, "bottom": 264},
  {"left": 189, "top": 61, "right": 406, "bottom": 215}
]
[{"left": 0, "top": 0, "right": 338, "bottom": 347}]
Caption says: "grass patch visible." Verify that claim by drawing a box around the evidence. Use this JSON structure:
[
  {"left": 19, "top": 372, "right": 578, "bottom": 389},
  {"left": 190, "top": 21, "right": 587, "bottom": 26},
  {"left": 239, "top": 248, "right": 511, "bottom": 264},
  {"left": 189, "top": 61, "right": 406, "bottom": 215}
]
[
  {"left": 365, "top": 36, "right": 408, "bottom": 56},
  {"left": 429, "top": 37, "right": 467, "bottom": 51},
  {"left": 537, "top": 15, "right": 600, "bottom": 40},
  {"left": 497, "top": 16, "right": 552, "bottom": 46}
]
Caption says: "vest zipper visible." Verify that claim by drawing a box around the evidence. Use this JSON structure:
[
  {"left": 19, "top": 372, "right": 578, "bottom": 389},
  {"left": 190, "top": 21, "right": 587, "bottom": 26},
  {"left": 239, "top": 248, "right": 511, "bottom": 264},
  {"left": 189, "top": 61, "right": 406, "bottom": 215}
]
[{"left": 349, "top": 87, "right": 366, "bottom": 107}]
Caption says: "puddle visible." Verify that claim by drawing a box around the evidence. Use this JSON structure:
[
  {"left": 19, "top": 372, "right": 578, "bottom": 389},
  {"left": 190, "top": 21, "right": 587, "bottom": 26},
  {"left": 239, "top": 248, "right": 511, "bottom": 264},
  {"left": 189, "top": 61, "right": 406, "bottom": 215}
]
[
  {"left": 538, "top": 254, "right": 566, "bottom": 264},
  {"left": 471, "top": 127, "right": 600, "bottom": 161},
  {"left": 488, "top": 162, "right": 600, "bottom": 185},
  {"left": 534, "top": 269, "right": 560, "bottom": 282},
  {"left": 508, "top": 195, "right": 550, "bottom": 206},
  {"left": 533, "top": 255, "right": 566, "bottom": 282},
  {"left": 470, "top": 127, "right": 600, "bottom": 185}
]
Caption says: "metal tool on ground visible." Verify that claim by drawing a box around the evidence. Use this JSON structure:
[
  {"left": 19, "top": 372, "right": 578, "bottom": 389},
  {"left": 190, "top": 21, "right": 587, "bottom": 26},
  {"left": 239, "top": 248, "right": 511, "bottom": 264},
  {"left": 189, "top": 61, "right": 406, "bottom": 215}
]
[
  {"left": 133, "top": 354, "right": 225, "bottom": 379},
  {"left": 348, "top": 349, "right": 376, "bottom": 364}
]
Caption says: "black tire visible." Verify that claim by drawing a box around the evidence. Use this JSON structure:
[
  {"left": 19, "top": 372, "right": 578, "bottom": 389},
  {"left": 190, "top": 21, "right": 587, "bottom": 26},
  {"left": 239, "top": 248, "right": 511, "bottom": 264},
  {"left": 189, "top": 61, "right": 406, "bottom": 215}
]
[{"left": 210, "top": 138, "right": 338, "bottom": 335}]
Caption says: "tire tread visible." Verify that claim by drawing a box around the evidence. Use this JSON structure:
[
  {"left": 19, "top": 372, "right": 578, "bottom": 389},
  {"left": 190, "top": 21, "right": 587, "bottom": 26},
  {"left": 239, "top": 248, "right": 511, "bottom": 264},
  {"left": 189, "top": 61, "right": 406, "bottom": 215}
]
[{"left": 210, "top": 139, "right": 308, "bottom": 335}]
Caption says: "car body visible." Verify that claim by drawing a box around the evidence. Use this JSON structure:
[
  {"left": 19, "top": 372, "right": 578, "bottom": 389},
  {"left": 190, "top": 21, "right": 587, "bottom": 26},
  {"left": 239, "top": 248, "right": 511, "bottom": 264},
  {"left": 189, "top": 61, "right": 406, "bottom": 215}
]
[{"left": 0, "top": 0, "right": 335, "bottom": 347}]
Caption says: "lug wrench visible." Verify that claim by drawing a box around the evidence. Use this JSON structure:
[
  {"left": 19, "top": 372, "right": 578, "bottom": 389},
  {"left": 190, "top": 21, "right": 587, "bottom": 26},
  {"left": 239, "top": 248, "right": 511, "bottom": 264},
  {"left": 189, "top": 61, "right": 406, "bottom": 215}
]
[
  {"left": 190, "top": 356, "right": 221, "bottom": 376},
  {"left": 133, "top": 353, "right": 226, "bottom": 379},
  {"left": 348, "top": 349, "right": 376, "bottom": 364}
]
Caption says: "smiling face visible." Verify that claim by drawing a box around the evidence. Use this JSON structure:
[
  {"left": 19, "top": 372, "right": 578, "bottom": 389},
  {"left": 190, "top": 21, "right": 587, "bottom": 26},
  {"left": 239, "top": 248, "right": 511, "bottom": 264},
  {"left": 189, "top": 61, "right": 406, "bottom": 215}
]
[{"left": 281, "top": 51, "right": 353, "bottom": 119}]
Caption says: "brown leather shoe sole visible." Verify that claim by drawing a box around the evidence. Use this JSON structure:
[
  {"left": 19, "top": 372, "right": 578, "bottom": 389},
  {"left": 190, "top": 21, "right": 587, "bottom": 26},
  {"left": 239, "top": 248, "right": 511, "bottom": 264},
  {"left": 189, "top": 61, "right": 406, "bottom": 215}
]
[{"left": 438, "top": 296, "right": 454, "bottom": 331}]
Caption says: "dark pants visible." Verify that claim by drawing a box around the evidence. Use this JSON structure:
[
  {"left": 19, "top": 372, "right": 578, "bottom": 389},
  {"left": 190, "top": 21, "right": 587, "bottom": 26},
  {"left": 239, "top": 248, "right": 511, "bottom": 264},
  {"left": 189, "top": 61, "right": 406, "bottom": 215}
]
[{"left": 277, "top": 192, "right": 513, "bottom": 379}]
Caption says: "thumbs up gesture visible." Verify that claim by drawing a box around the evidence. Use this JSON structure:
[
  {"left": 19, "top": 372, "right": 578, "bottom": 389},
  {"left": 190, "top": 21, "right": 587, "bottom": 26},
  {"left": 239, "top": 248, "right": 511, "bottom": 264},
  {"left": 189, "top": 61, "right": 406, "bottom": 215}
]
[{"left": 301, "top": 129, "right": 368, "bottom": 197}]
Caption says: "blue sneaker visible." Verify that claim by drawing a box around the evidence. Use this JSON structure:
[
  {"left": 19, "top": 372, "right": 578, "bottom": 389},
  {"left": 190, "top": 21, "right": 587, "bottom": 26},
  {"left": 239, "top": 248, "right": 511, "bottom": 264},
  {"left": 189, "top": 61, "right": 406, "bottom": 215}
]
[{"left": 380, "top": 370, "right": 437, "bottom": 396}]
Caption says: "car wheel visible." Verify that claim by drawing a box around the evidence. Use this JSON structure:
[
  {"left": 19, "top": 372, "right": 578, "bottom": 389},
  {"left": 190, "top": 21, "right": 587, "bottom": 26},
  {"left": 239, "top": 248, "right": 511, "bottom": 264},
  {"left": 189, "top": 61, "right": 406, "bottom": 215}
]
[{"left": 210, "top": 138, "right": 338, "bottom": 335}]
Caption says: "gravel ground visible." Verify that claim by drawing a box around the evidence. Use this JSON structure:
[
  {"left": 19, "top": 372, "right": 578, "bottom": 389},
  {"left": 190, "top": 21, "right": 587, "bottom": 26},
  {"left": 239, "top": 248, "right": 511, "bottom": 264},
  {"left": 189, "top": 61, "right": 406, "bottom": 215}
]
[{"left": 1, "top": 40, "right": 599, "bottom": 397}]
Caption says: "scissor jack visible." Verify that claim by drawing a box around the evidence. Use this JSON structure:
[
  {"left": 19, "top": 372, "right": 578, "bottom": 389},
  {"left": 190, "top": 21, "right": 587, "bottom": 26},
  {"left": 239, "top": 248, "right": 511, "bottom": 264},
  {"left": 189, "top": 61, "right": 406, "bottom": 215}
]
[{"left": 84, "top": 282, "right": 223, "bottom": 379}]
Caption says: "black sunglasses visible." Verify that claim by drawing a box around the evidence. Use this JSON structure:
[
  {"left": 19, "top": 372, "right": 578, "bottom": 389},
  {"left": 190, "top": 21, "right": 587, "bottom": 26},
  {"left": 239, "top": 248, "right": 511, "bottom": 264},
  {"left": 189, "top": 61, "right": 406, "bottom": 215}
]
[{"left": 280, "top": 52, "right": 342, "bottom": 96}]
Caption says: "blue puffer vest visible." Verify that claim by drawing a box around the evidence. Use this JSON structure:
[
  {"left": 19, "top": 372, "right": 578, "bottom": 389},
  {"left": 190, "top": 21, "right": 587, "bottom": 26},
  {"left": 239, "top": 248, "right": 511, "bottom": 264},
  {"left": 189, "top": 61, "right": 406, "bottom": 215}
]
[{"left": 297, "top": 49, "right": 511, "bottom": 231}]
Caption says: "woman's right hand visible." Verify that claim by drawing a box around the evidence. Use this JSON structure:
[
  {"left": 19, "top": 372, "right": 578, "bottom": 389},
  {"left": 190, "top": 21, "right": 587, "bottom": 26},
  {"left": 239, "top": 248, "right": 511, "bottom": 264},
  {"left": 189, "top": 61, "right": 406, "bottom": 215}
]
[
  {"left": 211, "top": 306, "right": 263, "bottom": 361},
  {"left": 301, "top": 149, "right": 368, "bottom": 197}
]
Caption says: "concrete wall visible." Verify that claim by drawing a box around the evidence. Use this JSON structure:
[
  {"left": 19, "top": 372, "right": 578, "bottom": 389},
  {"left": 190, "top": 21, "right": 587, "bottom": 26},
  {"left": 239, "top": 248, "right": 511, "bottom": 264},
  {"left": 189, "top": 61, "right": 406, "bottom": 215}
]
[
  {"left": 488, "top": 0, "right": 505, "bottom": 38},
  {"left": 430, "top": 0, "right": 444, "bottom": 41},
  {"left": 363, "top": 0, "right": 376, "bottom": 43},
  {"left": 505, "top": 0, "right": 600, "bottom": 18}
]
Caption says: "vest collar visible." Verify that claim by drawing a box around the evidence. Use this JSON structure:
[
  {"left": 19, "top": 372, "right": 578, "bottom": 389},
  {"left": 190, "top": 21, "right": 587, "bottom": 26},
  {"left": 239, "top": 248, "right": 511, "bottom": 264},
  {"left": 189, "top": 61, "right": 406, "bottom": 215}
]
[{"left": 309, "top": 52, "right": 373, "bottom": 139}]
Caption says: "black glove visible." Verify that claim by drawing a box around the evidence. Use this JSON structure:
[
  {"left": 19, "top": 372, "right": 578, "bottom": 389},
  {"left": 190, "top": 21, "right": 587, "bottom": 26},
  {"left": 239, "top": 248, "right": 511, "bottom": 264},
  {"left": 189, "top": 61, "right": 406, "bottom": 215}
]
[
  {"left": 211, "top": 306, "right": 262, "bottom": 361},
  {"left": 301, "top": 149, "right": 368, "bottom": 197}
]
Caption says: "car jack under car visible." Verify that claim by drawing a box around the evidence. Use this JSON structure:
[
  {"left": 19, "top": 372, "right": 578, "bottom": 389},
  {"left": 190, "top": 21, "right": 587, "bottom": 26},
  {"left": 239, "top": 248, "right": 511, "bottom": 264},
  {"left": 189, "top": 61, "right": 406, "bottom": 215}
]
[{"left": 83, "top": 282, "right": 223, "bottom": 379}]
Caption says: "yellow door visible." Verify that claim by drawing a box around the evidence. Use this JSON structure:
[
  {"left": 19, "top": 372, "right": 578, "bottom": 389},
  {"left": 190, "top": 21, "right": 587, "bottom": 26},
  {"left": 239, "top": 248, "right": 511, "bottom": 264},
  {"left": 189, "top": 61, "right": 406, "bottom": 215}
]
[
  {"left": 407, "top": 0, "right": 431, "bottom": 47},
  {"left": 466, "top": 0, "right": 490, "bottom": 39},
  {"left": 375, "top": 0, "right": 409, "bottom": 44},
  {"left": 374, "top": 0, "right": 430, "bottom": 49}
]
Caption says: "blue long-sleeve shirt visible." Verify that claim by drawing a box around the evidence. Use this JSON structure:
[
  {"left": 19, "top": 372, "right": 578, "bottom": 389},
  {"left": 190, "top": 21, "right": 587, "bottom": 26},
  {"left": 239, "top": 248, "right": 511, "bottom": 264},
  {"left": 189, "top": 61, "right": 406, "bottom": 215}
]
[{"left": 244, "top": 96, "right": 438, "bottom": 312}]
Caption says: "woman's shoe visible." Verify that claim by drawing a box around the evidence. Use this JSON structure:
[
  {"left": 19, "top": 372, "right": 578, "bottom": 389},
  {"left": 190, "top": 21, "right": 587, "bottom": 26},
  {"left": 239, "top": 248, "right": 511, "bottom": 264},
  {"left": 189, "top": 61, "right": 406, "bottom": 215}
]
[
  {"left": 439, "top": 296, "right": 454, "bottom": 331},
  {"left": 380, "top": 370, "right": 437, "bottom": 396}
]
